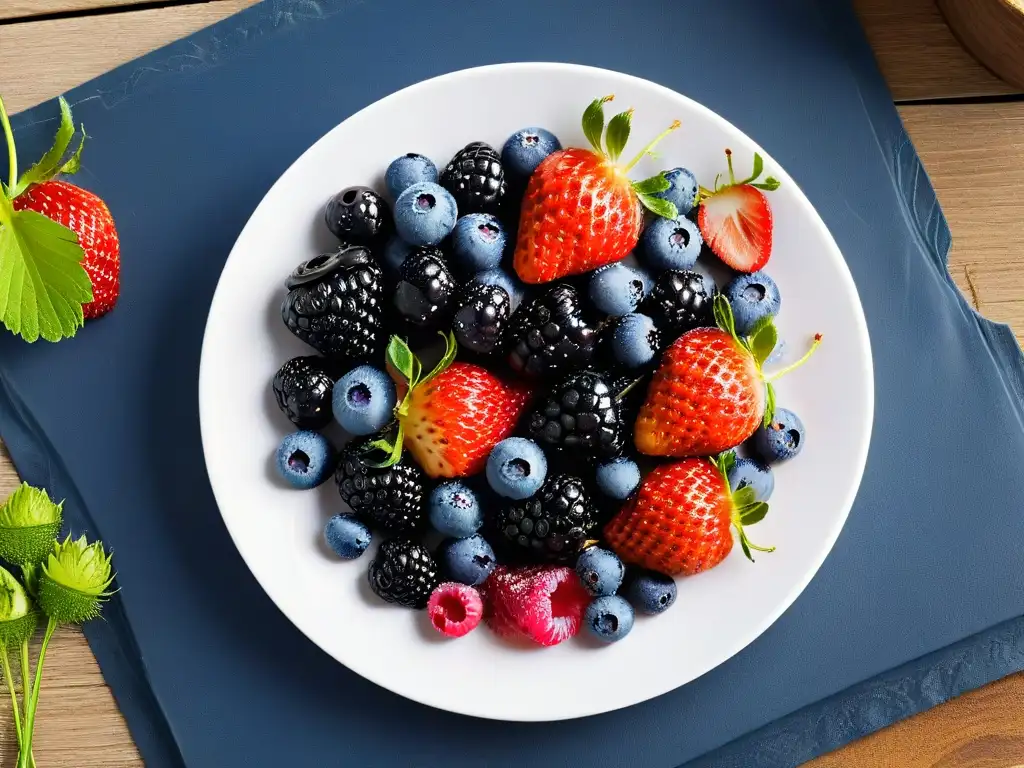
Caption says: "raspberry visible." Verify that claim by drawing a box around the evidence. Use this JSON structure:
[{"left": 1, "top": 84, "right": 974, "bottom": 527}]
[
  {"left": 483, "top": 565, "right": 590, "bottom": 646},
  {"left": 427, "top": 583, "right": 483, "bottom": 638}
]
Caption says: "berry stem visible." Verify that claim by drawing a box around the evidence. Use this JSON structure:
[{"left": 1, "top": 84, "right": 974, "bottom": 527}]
[
  {"left": 18, "top": 617, "right": 55, "bottom": 768},
  {"left": 19, "top": 642, "right": 36, "bottom": 768},
  {"left": 764, "top": 334, "right": 823, "bottom": 383},
  {"left": 1, "top": 645, "right": 22, "bottom": 748},
  {"left": 614, "top": 376, "right": 645, "bottom": 402},
  {"left": 623, "top": 120, "right": 681, "bottom": 173},
  {"left": 725, "top": 148, "right": 736, "bottom": 185},
  {"left": 0, "top": 96, "right": 16, "bottom": 199},
  {"left": 740, "top": 529, "right": 775, "bottom": 554}
]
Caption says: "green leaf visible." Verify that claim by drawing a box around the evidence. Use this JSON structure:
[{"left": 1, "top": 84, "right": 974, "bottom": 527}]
[
  {"left": 359, "top": 425, "right": 405, "bottom": 469},
  {"left": 0, "top": 208, "right": 92, "bottom": 343},
  {"left": 604, "top": 109, "right": 633, "bottom": 162},
  {"left": 739, "top": 536, "right": 753, "bottom": 562},
  {"left": 637, "top": 194, "right": 677, "bottom": 220},
  {"left": 752, "top": 177, "right": 781, "bottom": 192},
  {"left": 720, "top": 450, "right": 737, "bottom": 476},
  {"left": 750, "top": 321, "right": 778, "bottom": 368},
  {"left": 631, "top": 173, "right": 671, "bottom": 196},
  {"left": 421, "top": 330, "right": 457, "bottom": 386},
  {"left": 739, "top": 502, "right": 769, "bottom": 526},
  {"left": 386, "top": 336, "right": 416, "bottom": 384},
  {"left": 582, "top": 95, "right": 613, "bottom": 154},
  {"left": 713, "top": 294, "right": 737, "bottom": 340},
  {"left": 12, "top": 97, "right": 75, "bottom": 196},
  {"left": 732, "top": 486, "right": 757, "bottom": 509},
  {"left": 58, "top": 128, "right": 87, "bottom": 176},
  {"left": 737, "top": 152, "right": 764, "bottom": 186},
  {"left": 763, "top": 381, "right": 777, "bottom": 428}
]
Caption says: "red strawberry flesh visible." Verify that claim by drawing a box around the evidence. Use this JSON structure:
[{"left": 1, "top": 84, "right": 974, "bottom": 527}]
[{"left": 697, "top": 183, "right": 772, "bottom": 273}]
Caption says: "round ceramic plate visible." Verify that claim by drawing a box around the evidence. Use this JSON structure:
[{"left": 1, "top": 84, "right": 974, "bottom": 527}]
[{"left": 199, "top": 63, "right": 874, "bottom": 722}]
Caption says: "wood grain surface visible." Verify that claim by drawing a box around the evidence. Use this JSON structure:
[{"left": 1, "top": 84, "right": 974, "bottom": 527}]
[
  {"left": 938, "top": 0, "right": 1024, "bottom": 90},
  {"left": 0, "top": 1, "right": 1023, "bottom": 766}
]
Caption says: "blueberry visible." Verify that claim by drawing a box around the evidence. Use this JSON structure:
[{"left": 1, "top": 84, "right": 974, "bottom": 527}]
[
  {"left": 429, "top": 481, "right": 483, "bottom": 538},
  {"left": 595, "top": 457, "right": 641, "bottom": 500},
  {"left": 441, "top": 534, "right": 497, "bottom": 586},
  {"left": 625, "top": 570, "right": 677, "bottom": 615},
  {"left": 332, "top": 365, "right": 396, "bottom": 436},
  {"left": 501, "top": 127, "right": 562, "bottom": 181},
  {"left": 727, "top": 457, "right": 774, "bottom": 501},
  {"left": 611, "top": 313, "right": 662, "bottom": 369},
  {"left": 383, "top": 236, "right": 413, "bottom": 274},
  {"left": 589, "top": 263, "right": 648, "bottom": 316},
  {"left": 724, "top": 271, "right": 782, "bottom": 336},
  {"left": 275, "top": 431, "right": 334, "bottom": 489},
  {"left": 486, "top": 437, "right": 547, "bottom": 500},
  {"left": 452, "top": 213, "right": 506, "bottom": 273},
  {"left": 652, "top": 167, "right": 698, "bottom": 216},
  {"left": 323, "top": 514, "right": 371, "bottom": 559},
  {"left": 576, "top": 547, "right": 625, "bottom": 596},
  {"left": 385, "top": 153, "right": 438, "bottom": 200},
  {"left": 393, "top": 182, "right": 458, "bottom": 247},
  {"left": 753, "top": 408, "right": 805, "bottom": 462},
  {"left": 642, "top": 216, "right": 703, "bottom": 272},
  {"left": 584, "top": 595, "right": 635, "bottom": 642},
  {"left": 472, "top": 268, "right": 525, "bottom": 312}
]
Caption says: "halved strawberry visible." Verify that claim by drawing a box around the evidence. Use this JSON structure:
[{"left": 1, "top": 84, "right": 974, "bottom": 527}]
[{"left": 697, "top": 149, "right": 780, "bottom": 274}]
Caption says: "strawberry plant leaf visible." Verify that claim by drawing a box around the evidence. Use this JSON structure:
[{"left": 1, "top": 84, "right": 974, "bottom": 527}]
[
  {"left": 421, "top": 330, "right": 457, "bottom": 386},
  {"left": 763, "top": 381, "right": 777, "bottom": 428},
  {"left": 738, "top": 152, "right": 764, "bottom": 186},
  {"left": 632, "top": 173, "right": 670, "bottom": 196},
  {"left": 753, "top": 177, "right": 781, "bottom": 192},
  {"left": 739, "top": 502, "right": 769, "bottom": 526},
  {"left": 582, "top": 96, "right": 613, "bottom": 154},
  {"left": 360, "top": 425, "right": 405, "bottom": 469},
  {"left": 637, "top": 193, "right": 677, "bottom": 219},
  {"left": 12, "top": 97, "right": 75, "bottom": 197},
  {"left": 713, "top": 294, "right": 737, "bottom": 340},
  {"left": 386, "top": 336, "right": 416, "bottom": 383},
  {"left": 58, "top": 128, "right": 88, "bottom": 176},
  {"left": 739, "top": 536, "right": 753, "bottom": 561},
  {"left": 732, "top": 486, "right": 757, "bottom": 509},
  {"left": 750, "top": 321, "right": 778, "bottom": 368},
  {"left": 0, "top": 207, "right": 92, "bottom": 343},
  {"left": 720, "top": 450, "right": 737, "bottom": 475},
  {"left": 605, "top": 109, "right": 633, "bottom": 162}
]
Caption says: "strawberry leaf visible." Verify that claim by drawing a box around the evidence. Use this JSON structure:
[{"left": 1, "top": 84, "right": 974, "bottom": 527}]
[
  {"left": 749, "top": 320, "right": 778, "bottom": 368},
  {"left": 0, "top": 207, "right": 93, "bottom": 343},
  {"left": 736, "top": 152, "right": 764, "bottom": 186},
  {"left": 58, "top": 129, "right": 88, "bottom": 176},
  {"left": 421, "top": 330, "right": 457, "bottom": 386},
  {"left": 752, "top": 177, "right": 781, "bottom": 192},
  {"left": 360, "top": 424, "right": 405, "bottom": 469},
  {"left": 605, "top": 109, "right": 633, "bottom": 162},
  {"left": 739, "top": 536, "right": 753, "bottom": 562},
  {"left": 632, "top": 173, "right": 671, "bottom": 196},
  {"left": 713, "top": 294, "right": 738, "bottom": 340},
  {"left": 739, "top": 502, "right": 769, "bottom": 526},
  {"left": 733, "top": 485, "right": 757, "bottom": 509},
  {"left": 763, "top": 381, "right": 777, "bottom": 428},
  {"left": 637, "top": 193, "right": 677, "bottom": 219},
  {"left": 582, "top": 95, "right": 613, "bottom": 155},
  {"left": 720, "top": 450, "right": 737, "bottom": 476},
  {"left": 12, "top": 97, "right": 75, "bottom": 197},
  {"left": 386, "top": 335, "right": 416, "bottom": 384}
]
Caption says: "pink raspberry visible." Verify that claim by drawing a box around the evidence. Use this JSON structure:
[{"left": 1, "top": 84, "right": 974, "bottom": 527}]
[
  {"left": 427, "top": 582, "right": 483, "bottom": 638},
  {"left": 483, "top": 565, "right": 590, "bottom": 646}
]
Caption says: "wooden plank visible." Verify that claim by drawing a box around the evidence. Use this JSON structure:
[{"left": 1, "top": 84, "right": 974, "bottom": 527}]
[
  {"left": 1, "top": 0, "right": 176, "bottom": 22},
  {"left": 0, "top": 0, "right": 260, "bottom": 114},
  {"left": 855, "top": 0, "right": 1022, "bottom": 100}
]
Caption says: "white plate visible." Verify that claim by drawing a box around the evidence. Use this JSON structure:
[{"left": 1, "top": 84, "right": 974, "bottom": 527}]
[{"left": 199, "top": 63, "right": 874, "bottom": 722}]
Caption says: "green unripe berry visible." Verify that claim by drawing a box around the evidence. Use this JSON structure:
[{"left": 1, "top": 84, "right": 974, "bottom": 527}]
[
  {"left": 0, "top": 483, "right": 63, "bottom": 567},
  {"left": 0, "top": 566, "right": 38, "bottom": 646},
  {"left": 37, "top": 535, "right": 114, "bottom": 625}
]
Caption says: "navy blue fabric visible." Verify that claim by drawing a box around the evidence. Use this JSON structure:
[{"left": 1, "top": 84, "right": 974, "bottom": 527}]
[{"left": 1, "top": 1, "right": 1023, "bottom": 766}]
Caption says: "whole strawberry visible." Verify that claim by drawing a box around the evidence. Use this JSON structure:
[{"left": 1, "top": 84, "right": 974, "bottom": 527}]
[
  {"left": 364, "top": 332, "right": 532, "bottom": 478},
  {"left": 0, "top": 96, "right": 117, "bottom": 342},
  {"left": 634, "top": 295, "right": 820, "bottom": 457},
  {"left": 604, "top": 453, "right": 773, "bottom": 576},
  {"left": 513, "top": 96, "right": 681, "bottom": 284}
]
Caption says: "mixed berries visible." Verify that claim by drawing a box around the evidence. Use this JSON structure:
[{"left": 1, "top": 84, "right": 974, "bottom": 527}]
[{"left": 269, "top": 96, "right": 820, "bottom": 647}]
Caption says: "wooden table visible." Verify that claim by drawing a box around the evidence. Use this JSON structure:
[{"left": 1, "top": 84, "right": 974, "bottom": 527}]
[{"left": 1, "top": 1, "right": 1023, "bottom": 765}]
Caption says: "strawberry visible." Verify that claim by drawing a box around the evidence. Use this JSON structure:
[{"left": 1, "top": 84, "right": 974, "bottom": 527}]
[
  {"left": 0, "top": 95, "right": 119, "bottom": 342},
  {"left": 634, "top": 295, "right": 820, "bottom": 457},
  {"left": 513, "top": 96, "right": 681, "bottom": 284},
  {"left": 604, "top": 453, "right": 773, "bottom": 576},
  {"left": 696, "top": 149, "right": 780, "bottom": 273},
  {"left": 13, "top": 181, "right": 119, "bottom": 319},
  {"left": 366, "top": 332, "right": 531, "bottom": 478}
]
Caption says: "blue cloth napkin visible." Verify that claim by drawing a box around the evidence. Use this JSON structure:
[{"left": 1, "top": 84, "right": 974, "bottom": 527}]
[{"left": 2, "top": 1, "right": 1024, "bottom": 766}]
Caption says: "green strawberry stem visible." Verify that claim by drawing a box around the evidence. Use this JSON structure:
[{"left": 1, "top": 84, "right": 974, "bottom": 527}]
[
  {"left": 698, "top": 148, "right": 781, "bottom": 201},
  {"left": 765, "top": 334, "right": 823, "bottom": 382},
  {"left": 622, "top": 120, "right": 681, "bottom": 173},
  {"left": 713, "top": 452, "right": 775, "bottom": 562},
  {"left": 0, "top": 96, "right": 16, "bottom": 198},
  {"left": 17, "top": 616, "right": 55, "bottom": 768},
  {"left": 614, "top": 376, "right": 645, "bottom": 402},
  {"left": 1, "top": 646, "right": 22, "bottom": 748}
]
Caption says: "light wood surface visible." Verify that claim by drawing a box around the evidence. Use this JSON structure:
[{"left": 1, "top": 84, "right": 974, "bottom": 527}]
[
  {"left": 1, "top": 1, "right": 1023, "bottom": 766},
  {"left": 938, "top": 0, "right": 1024, "bottom": 90}
]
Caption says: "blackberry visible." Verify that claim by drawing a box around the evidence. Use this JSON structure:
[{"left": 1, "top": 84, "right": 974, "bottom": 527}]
[
  {"left": 394, "top": 247, "right": 456, "bottom": 328},
  {"left": 335, "top": 444, "right": 427, "bottom": 534},
  {"left": 496, "top": 474, "right": 597, "bottom": 563},
  {"left": 505, "top": 284, "right": 597, "bottom": 377},
  {"left": 642, "top": 269, "right": 713, "bottom": 338},
  {"left": 281, "top": 245, "right": 385, "bottom": 364},
  {"left": 440, "top": 142, "right": 507, "bottom": 214},
  {"left": 324, "top": 186, "right": 392, "bottom": 245},
  {"left": 526, "top": 371, "right": 624, "bottom": 459},
  {"left": 452, "top": 282, "right": 511, "bottom": 354},
  {"left": 271, "top": 356, "right": 337, "bottom": 430},
  {"left": 368, "top": 537, "right": 439, "bottom": 609}
]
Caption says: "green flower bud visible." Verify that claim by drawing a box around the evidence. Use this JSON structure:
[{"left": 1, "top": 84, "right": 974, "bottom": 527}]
[
  {"left": 37, "top": 535, "right": 114, "bottom": 625},
  {"left": 0, "top": 483, "right": 63, "bottom": 567},
  {"left": 0, "top": 566, "right": 38, "bottom": 646}
]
